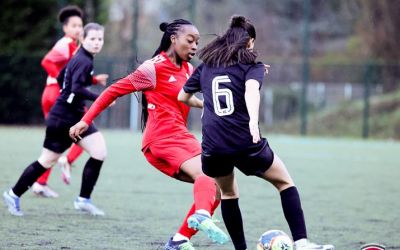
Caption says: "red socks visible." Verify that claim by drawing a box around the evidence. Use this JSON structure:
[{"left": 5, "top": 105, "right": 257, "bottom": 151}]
[
  {"left": 177, "top": 175, "right": 220, "bottom": 239},
  {"left": 67, "top": 144, "right": 84, "bottom": 164}
]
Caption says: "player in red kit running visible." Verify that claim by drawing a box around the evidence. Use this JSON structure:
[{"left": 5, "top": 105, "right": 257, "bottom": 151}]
[
  {"left": 35, "top": 5, "right": 108, "bottom": 197},
  {"left": 70, "top": 19, "right": 228, "bottom": 249}
]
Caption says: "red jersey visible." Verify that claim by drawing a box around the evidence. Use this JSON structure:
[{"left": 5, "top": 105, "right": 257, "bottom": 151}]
[
  {"left": 41, "top": 36, "right": 78, "bottom": 85},
  {"left": 82, "top": 51, "right": 194, "bottom": 150}
]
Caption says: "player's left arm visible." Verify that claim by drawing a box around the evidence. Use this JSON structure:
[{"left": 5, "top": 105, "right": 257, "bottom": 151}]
[
  {"left": 245, "top": 63, "right": 266, "bottom": 143},
  {"left": 245, "top": 79, "right": 261, "bottom": 143}
]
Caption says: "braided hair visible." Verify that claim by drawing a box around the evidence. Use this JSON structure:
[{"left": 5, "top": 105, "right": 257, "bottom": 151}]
[{"left": 141, "top": 19, "right": 194, "bottom": 130}]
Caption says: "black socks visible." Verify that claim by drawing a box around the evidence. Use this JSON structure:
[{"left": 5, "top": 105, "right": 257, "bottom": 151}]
[
  {"left": 221, "top": 198, "right": 247, "bottom": 250},
  {"left": 79, "top": 157, "right": 103, "bottom": 199},
  {"left": 12, "top": 161, "right": 47, "bottom": 197},
  {"left": 280, "top": 186, "right": 307, "bottom": 241}
]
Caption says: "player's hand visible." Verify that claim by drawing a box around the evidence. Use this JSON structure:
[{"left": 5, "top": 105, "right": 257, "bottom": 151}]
[
  {"left": 249, "top": 120, "right": 261, "bottom": 143},
  {"left": 264, "top": 64, "right": 270, "bottom": 75},
  {"left": 95, "top": 74, "right": 109, "bottom": 86},
  {"left": 69, "top": 121, "right": 89, "bottom": 142}
]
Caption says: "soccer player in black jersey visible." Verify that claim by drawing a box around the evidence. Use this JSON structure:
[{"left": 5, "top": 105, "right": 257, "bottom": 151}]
[
  {"left": 178, "top": 16, "right": 334, "bottom": 250},
  {"left": 3, "top": 23, "right": 108, "bottom": 216}
]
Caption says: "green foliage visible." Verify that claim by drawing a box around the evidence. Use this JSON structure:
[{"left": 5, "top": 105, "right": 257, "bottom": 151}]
[
  {"left": 271, "top": 89, "right": 400, "bottom": 140},
  {"left": 0, "top": 55, "right": 44, "bottom": 124},
  {"left": 0, "top": 0, "right": 58, "bottom": 56}
]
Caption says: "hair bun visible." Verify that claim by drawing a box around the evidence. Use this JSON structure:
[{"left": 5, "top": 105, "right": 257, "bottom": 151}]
[
  {"left": 159, "top": 22, "right": 169, "bottom": 32},
  {"left": 230, "top": 15, "right": 247, "bottom": 28}
]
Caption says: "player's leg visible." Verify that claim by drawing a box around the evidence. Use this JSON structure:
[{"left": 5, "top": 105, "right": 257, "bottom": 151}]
[
  {"left": 178, "top": 155, "right": 227, "bottom": 244},
  {"left": 213, "top": 171, "right": 247, "bottom": 250},
  {"left": 58, "top": 143, "right": 84, "bottom": 185},
  {"left": 33, "top": 84, "right": 62, "bottom": 196},
  {"left": 260, "top": 153, "right": 334, "bottom": 250},
  {"left": 3, "top": 148, "right": 61, "bottom": 216},
  {"left": 75, "top": 130, "right": 106, "bottom": 215}
]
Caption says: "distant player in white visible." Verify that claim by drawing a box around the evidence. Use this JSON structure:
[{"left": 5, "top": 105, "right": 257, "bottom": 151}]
[{"left": 179, "top": 15, "right": 334, "bottom": 250}]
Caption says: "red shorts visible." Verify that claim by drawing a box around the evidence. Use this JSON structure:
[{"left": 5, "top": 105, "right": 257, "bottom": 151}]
[
  {"left": 41, "top": 84, "right": 60, "bottom": 118},
  {"left": 143, "top": 132, "right": 201, "bottom": 178}
]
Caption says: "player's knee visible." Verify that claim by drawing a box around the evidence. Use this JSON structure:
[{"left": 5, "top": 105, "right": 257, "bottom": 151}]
[
  {"left": 38, "top": 156, "right": 57, "bottom": 169},
  {"left": 274, "top": 179, "right": 294, "bottom": 192},
  {"left": 89, "top": 147, "right": 107, "bottom": 161},
  {"left": 90, "top": 149, "right": 107, "bottom": 161}
]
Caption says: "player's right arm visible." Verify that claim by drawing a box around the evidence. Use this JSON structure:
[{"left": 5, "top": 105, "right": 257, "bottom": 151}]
[
  {"left": 41, "top": 37, "right": 74, "bottom": 78},
  {"left": 178, "top": 64, "right": 204, "bottom": 108},
  {"left": 69, "top": 60, "right": 156, "bottom": 140}
]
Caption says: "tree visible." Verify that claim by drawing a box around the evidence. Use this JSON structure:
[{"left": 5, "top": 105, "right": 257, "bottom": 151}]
[{"left": 358, "top": 0, "right": 400, "bottom": 91}]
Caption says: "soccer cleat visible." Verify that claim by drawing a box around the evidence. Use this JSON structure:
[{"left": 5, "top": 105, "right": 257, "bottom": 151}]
[
  {"left": 294, "top": 239, "right": 335, "bottom": 250},
  {"left": 58, "top": 155, "right": 71, "bottom": 185},
  {"left": 31, "top": 182, "right": 59, "bottom": 198},
  {"left": 3, "top": 190, "right": 23, "bottom": 216},
  {"left": 164, "top": 238, "right": 195, "bottom": 250},
  {"left": 74, "top": 197, "right": 105, "bottom": 216},
  {"left": 187, "top": 212, "right": 229, "bottom": 244}
]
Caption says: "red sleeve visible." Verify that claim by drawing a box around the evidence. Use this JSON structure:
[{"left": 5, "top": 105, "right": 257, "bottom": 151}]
[
  {"left": 81, "top": 60, "right": 156, "bottom": 124},
  {"left": 41, "top": 58, "right": 60, "bottom": 78},
  {"left": 82, "top": 78, "right": 137, "bottom": 124},
  {"left": 41, "top": 37, "right": 75, "bottom": 77}
]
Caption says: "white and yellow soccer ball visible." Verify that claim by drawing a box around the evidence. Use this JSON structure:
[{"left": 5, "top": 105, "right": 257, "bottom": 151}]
[{"left": 256, "top": 230, "right": 294, "bottom": 250}]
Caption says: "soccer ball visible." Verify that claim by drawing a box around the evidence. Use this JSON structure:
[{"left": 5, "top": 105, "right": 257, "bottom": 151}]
[{"left": 256, "top": 230, "right": 294, "bottom": 250}]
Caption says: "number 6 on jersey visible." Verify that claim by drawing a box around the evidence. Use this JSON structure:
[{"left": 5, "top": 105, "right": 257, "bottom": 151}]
[{"left": 212, "top": 75, "right": 234, "bottom": 116}]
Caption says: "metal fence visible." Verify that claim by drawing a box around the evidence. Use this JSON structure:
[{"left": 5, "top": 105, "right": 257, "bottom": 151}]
[{"left": 1, "top": 55, "right": 398, "bottom": 139}]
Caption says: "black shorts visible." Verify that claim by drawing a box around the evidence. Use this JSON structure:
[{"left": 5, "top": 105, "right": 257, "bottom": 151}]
[
  {"left": 202, "top": 138, "right": 275, "bottom": 177},
  {"left": 43, "top": 116, "right": 98, "bottom": 153}
]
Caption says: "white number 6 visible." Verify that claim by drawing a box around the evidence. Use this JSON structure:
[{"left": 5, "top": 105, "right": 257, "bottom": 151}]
[{"left": 212, "top": 75, "right": 234, "bottom": 116}]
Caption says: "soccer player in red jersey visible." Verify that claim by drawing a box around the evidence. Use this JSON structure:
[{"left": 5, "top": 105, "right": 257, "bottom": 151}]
[
  {"left": 35, "top": 6, "right": 108, "bottom": 197},
  {"left": 69, "top": 19, "right": 228, "bottom": 249}
]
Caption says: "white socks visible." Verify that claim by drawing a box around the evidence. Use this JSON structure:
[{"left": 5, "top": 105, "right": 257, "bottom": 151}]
[{"left": 195, "top": 209, "right": 211, "bottom": 217}]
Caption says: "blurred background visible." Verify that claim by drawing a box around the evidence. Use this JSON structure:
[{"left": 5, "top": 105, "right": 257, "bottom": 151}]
[{"left": 1, "top": 0, "right": 400, "bottom": 140}]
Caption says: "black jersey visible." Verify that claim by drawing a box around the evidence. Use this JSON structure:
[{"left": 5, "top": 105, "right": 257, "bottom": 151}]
[
  {"left": 49, "top": 47, "right": 99, "bottom": 122},
  {"left": 183, "top": 62, "right": 265, "bottom": 154}
]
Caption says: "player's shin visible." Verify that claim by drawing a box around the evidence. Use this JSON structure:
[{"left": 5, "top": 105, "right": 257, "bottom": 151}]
[
  {"left": 13, "top": 161, "right": 48, "bottom": 197},
  {"left": 193, "top": 175, "right": 216, "bottom": 214},
  {"left": 79, "top": 157, "right": 103, "bottom": 198},
  {"left": 280, "top": 186, "right": 307, "bottom": 241},
  {"left": 221, "top": 198, "right": 247, "bottom": 250}
]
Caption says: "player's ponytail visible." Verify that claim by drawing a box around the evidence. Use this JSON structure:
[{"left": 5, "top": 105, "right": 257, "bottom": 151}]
[
  {"left": 199, "top": 15, "right": 257, "bottom": 67},
  {"left": 141, "top": 19, "right": 194, "bottom": 131}
]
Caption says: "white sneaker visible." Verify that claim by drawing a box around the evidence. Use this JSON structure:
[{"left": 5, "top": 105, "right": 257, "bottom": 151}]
[
  {"left": 294, "top": 239, "right": 334, "bottom": 250},
  {"left": 74, "top": 197, "right": 105, "bottom": 216},
  {"left": 58, "top": 156, "right": 71, "bottom": 185},
  {"left": 32, "top": 182, "right": 59, "bottom": 198},
  {"left": 3, "top": 190, "right": 23, "bottom": 216}
]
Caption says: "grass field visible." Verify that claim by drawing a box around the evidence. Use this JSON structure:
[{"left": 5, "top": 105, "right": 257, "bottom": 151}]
[{"left": 1, "top": 127, "right": 399, "bottom": 249}]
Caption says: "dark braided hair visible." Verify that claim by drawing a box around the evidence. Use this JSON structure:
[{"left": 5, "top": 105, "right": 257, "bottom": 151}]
[
  {"left": 198, "top": 15, "right": 257, "bottom": 67},
  {"left": 58, "top": 5, "right": 83, "bottom": 24},
  {"left": 141, "top": 19, "right": 194, "bottom": 130}
]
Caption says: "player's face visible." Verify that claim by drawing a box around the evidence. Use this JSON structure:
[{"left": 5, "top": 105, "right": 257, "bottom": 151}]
[
  {"left": 82, "top": 29, "right": 104, "bottom": 55},
  {"left": 63, "top": 16, "right": 83, "bottom": 40},
  {"left": 171, "top": 25, "right": 200, "bottom": 61}
]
